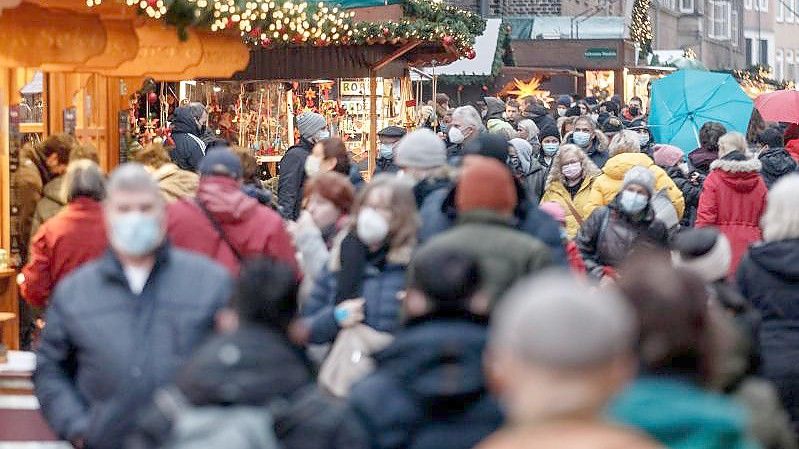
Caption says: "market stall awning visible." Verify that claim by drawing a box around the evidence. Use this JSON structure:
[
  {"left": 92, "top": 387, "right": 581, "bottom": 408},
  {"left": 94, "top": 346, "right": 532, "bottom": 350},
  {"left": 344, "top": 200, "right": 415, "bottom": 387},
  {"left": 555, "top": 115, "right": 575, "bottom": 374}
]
[
  {"left": 0, "top": 0, "right": 250, "bottom": 79},
  {"left": 415, "top": 18, "right": 501, "bottom": 77}
]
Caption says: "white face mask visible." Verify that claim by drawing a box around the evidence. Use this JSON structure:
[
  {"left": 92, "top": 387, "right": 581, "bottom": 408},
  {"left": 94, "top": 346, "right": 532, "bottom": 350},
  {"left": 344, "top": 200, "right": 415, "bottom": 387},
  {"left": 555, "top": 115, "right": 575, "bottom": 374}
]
[
  {"left": 619, "top": 190, "right": 648, "bottom": 215},
  {"left": 304, "top": 155, "right": 321, "bottom": 177},
  {"left": 557, "top": 107, "right": 567, "bottom": 117},
  {"left": 678, "top": 162, "right": 690, "bottom": 175},
  {"left": 316, "top": 129, "right": 330, "bottom": 141},
  {"left": 356, "top": 207, "right": 390, "bottom": 246},
  {"left": 448, "top": 126, "right": 466, "bottom": 144}
]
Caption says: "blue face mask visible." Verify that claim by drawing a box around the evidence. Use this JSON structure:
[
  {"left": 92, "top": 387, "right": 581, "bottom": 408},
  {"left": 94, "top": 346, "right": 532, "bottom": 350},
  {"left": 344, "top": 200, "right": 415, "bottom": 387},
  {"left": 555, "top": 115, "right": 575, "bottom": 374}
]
[
  {"left": 379, "top": 143, "right": 395, "bottom": 159},
  {"left": 110, "top": 212, "right": 163, "bottom": 257},
  {"left": 619, "top": 190, "right": 648, "bottom": 215},
  {"left": 572, "top": 131, "right": 591, "bottom": 147},
  {"left": 542, "top": 142, "right": 559, "bottom": 156}
]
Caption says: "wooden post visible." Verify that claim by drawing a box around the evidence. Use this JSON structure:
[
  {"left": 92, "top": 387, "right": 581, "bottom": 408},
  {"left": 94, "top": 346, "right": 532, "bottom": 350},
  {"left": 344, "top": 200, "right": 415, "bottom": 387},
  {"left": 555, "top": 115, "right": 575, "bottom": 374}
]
[{"left": 369, "top": 69, "right": 377, "bottom": 177}]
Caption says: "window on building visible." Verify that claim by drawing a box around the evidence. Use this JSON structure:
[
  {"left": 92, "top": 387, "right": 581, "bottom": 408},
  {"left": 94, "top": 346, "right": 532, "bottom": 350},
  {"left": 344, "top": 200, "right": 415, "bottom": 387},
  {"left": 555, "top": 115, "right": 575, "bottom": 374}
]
[
  {"left": 787, "top": 51, "right": 795, "bottom": 81},
  {"left": 759, "top": 0, "right": 769, "bottom": 11},
  {"left": 760, "top": 39, "right": 770, "bottom": 65},
  {"left": 746, "top": 38, "right": 754, "bottom": 65},
  {"left": 680, "top": 0, "right": 694, "bottom": 12},
  {"left": 779, "top": 0, "right": 785, "bottom": 21},
  {"left": 777, "top": 49, "right": 784, "bottom": 80},
  {"left": 744, "top": 0, "right": 753, "bottom": 9},
  {"left": 660, "top": 0, "right": 676, "bottom": 9},
  {"left": 731, "top": 10, "right": 739, "bottom": 47},
  {"left": 708, "top": 1, "right": 731, "bottom": 40},
  {"left": 787, "top": 0, "right": 795, "bottom": 22}
]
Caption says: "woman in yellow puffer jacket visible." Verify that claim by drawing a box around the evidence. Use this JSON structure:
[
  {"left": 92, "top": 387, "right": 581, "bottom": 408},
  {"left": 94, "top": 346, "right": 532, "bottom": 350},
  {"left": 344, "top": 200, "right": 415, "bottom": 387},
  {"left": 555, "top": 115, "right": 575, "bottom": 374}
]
[
  {"left": 540, "top": 144, "right": 602, "bottom": 239},
  {"left": 585, "top": 130, "right": 685, "bottom": 218}
]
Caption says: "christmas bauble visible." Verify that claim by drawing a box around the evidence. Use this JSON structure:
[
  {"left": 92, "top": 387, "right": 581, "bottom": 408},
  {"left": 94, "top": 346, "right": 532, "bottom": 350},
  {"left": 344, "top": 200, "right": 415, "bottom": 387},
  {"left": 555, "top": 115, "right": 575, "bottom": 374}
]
[{"left": 147, "top": 92, "right": 158, "bottom": 104}]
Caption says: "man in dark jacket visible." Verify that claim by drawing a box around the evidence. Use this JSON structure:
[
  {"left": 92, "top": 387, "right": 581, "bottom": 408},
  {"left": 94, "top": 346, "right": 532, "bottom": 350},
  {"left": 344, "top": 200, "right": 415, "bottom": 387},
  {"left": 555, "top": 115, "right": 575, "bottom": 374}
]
[
  {"left": 374, "top": 125, "right": 405, "bottom": 175},
  {"left": 278, "top": 111, "right": 327, "bottom": 220},
  {"left": 34, "top": 163, "right": 232, "bottom": 449},
  {"left": 170, "top": 106, "right": 206, "bottom": 172},
  {"left": 653, "top": 144, "right": 703, "bottom": 226},
  {"left": 522, "top": 100, "right": 559, "bottom": 139},
  {"left": 349, "top": 249, "right": 502, "bottom": 449},
  {"left": 393, "top": 129, "right": 454, "bottom": 243},
  {"left": 757, "top": 126, "right": 797, "bottom": 188},
  {"left": 130, "top": 258, "right": 367, "bottom": 449}
]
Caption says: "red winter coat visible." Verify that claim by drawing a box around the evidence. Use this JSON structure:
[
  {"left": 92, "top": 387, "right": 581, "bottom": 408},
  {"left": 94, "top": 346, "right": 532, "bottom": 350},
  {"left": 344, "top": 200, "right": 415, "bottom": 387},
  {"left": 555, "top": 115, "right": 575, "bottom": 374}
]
[
  {"left": 167, "top": 176, "right": 298, "bottom": 276},
  {"left": 696, "top": 157, "right": 767, "bottom": 277},
  {"left": 21, "top": 197, "right": 108, "bottom": 308},
  {"left": 785, "top": 139, "right": 799, "bottom": 164}
]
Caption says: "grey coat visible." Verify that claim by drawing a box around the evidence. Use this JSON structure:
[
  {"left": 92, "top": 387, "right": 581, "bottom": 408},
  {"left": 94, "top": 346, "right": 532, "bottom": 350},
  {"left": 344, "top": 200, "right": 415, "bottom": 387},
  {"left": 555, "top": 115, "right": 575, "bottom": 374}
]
[{"left": 34, "top": 245, "right": 232, "bottom": 449}]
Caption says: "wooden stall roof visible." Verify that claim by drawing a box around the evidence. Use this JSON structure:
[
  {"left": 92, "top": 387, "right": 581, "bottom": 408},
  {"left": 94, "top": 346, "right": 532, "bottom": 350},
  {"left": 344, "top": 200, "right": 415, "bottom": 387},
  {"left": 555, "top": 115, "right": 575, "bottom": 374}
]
[{"left": 0, "top": 0, "right": 250, "bottom": 79}]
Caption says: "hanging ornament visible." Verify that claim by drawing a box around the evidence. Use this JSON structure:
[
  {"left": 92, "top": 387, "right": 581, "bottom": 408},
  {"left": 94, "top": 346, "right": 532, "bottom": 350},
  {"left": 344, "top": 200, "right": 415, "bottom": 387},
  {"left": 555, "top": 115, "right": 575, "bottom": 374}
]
[
  {"left": 382, "top": 27, "right": 390, "bottom": 37},
  {"left": 442, "top": 35, "right": 454, "bottom": 46},
  {"left": 147, "top": 0, "right": 157, "bottom": 7},
  {"left": 293, "top": 33, "right": 304, "bottom": 43},
  {"left": 481, "top": 85, "right": 488, "bottom": 92},
  {"left": 147, "top": 91, "right": 158, "bottom": 104},
  {"left": 466, "top": 48, "right": 476, "bottom": 59},
  {"left": 249, "top": 27, "right": 261, "bottom": 38},
  {"left": 262, "top": 37, "right": 272, "bottom": 46}
]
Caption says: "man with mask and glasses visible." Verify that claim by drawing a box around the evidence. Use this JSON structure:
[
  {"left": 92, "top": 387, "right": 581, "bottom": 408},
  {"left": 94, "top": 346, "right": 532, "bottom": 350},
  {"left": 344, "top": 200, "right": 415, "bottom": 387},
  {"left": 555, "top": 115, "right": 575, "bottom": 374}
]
[
  {"left": 447, "top": 106, "right": 485, "bottom": 166},
  {"left": 34, "top": 163, "right": 232, "bottom": 449},
  {"left": 278, "top": 111, "right": 329, "bottom": 220}
]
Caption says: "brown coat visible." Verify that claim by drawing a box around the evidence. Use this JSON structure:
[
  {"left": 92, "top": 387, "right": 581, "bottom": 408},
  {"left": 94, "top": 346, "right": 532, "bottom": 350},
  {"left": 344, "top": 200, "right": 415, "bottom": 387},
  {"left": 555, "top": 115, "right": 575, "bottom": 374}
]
[
  {"left": 30, "top": 176, "right": 67, "bottom": 238},
  {"left": 16, "top": 146, "right": 51, "bottom": 248},
  {"left": 476, "top": 422, "right": 662, "bottom": 449},
  {"left": 151, "top": 163, "right": 199, "bottom": 202}
]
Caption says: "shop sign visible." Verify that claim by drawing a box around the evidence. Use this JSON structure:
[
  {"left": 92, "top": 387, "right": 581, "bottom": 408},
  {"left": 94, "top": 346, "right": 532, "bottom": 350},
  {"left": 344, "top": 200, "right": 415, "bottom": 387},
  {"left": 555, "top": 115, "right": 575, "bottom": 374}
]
[
  {"left": 584, "top": 48, "right": 617, "bottom": 59},
  {"left": 340, "top": 79, "right": 384, "bottom": 96}
]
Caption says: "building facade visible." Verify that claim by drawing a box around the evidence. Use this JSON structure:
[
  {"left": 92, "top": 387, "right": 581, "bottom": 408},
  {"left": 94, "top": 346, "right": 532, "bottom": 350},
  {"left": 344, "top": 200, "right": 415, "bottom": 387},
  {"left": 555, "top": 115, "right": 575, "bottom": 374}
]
[{"left": 770, "top": 0, "right": 799, "bottom": 81}]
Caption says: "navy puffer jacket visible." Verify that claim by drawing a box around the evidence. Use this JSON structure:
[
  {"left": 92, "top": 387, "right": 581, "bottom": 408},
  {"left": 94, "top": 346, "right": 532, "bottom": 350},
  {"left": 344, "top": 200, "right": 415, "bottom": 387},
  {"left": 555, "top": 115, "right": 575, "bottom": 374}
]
[
  {"left": 170, "top": 107, "right": 205, "bottom": 172},
  {"left": 301, "top": 264, "right": 406, "bottom": 344}
]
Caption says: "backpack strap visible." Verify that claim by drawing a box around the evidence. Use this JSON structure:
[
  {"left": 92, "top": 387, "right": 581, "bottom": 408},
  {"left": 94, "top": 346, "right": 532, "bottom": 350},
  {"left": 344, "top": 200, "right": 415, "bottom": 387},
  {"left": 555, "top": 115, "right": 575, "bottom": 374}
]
[
  {"left": 563, "top": 200, "right": 584, "bottom": 226},
  {"left": 194, "top": 198, "right": 244, "bottom": 261}
]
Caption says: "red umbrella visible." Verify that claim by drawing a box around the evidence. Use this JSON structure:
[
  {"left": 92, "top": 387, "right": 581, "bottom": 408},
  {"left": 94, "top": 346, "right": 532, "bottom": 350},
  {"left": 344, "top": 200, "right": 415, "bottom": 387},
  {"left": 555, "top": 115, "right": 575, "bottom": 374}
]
[{"left": 755, "top": 90, "right": 799, "bottom": 124}]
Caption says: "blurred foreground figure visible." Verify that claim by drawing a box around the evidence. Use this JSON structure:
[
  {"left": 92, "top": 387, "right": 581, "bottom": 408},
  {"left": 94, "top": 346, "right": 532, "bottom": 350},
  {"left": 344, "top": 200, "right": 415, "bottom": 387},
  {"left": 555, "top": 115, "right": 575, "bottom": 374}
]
[
  {"left": 478, "top": 271, "right": 659, "bottom": 449},
  {"left": 349, "top": 249, "right": 501, "bottom": 449},
  {"left": 739, "top": 174, "right": 799, "bottom": 437},
  {"left": 610, "top": 252, "right": 759, "bottom": 449},
  {"left": 34, "top": 163, "right": 232, "bottom": 449},
  {"left": 130, "top": 258, "right": 367, "bottom": 449}
]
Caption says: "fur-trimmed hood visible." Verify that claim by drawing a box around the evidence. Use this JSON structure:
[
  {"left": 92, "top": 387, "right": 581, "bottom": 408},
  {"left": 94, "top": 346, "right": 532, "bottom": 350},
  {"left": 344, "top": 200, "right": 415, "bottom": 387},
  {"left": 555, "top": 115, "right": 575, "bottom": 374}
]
[
  {"left": 710, "top": 158, "right": 764, "bottom": 194},
  {"left": 710, "top": 157, "right": 762, "bottom": 173}
]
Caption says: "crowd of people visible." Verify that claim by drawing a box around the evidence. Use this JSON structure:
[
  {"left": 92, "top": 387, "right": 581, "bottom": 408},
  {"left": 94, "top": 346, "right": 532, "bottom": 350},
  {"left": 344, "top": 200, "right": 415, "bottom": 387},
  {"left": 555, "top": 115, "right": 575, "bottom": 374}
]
[{"left": 13, "top": 93, "right": 799, "bottom": 449}]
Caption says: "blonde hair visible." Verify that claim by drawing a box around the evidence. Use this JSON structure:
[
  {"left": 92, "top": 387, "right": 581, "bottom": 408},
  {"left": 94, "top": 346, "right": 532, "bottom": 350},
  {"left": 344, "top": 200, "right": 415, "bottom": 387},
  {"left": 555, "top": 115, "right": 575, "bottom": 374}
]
[
  {"left": 718, "top": 132, "right": 747, "bottom": 157},
  {"left": 763, "top": 174, "right": 799, "bottom": 242},
  {"left": 132, "top": 142, "right": 171, "bottom": 169},
  {"left": 352, "top": 174, "right": 419, "bottom": 253},
  {"left": 608, "top": 130, "right": 641, "bottom": 157},
  {"left": 545, "top": 144, "right": 601, "bottom": 189}
]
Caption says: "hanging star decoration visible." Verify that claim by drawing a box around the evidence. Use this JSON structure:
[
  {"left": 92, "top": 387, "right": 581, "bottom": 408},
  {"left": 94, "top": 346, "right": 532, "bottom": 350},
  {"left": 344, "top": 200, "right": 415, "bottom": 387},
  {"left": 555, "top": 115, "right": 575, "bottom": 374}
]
[{"left": 504, "top": 78, "right": 551, "bottom": 102}]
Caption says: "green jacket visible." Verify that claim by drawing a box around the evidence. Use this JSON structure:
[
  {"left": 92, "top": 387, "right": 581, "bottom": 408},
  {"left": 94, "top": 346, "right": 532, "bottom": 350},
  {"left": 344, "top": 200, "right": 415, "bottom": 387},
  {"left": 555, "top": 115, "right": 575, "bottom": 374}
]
[
  {"left": 413, "top": 209, "right": 552, "bottom": 308},
  {"left": 31, "top": 176, "right": 66, "bottom": 238},
  {"left": 608, "top": 377, "right": 760, "bottom": 449}
]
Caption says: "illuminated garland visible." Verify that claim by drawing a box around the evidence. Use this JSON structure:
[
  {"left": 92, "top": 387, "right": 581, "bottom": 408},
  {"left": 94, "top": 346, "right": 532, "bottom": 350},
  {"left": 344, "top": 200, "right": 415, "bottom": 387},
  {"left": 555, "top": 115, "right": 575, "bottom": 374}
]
[
  {"left": 89, "top": 0, "right": 483, "bottom": 57},
  {"left": 629, "top": 0, "right": 652, "bottom": 54}
]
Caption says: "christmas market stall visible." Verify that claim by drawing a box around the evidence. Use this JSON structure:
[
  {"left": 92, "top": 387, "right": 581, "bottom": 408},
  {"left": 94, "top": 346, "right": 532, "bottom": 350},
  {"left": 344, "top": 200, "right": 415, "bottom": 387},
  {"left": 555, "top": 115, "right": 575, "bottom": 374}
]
[
  {"left": 170, "top": 0, "right": 484, "bottom": 175},
  {"left": 0, "top": 0, "right": 252, "bottom": 352}
]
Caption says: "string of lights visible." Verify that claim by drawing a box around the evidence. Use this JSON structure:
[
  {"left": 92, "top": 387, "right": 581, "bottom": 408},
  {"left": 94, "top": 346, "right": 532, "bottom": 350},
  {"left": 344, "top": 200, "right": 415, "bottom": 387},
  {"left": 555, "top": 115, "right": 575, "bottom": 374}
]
[{"left": 87, "top": 0, "right": 484, "bottom": 58}]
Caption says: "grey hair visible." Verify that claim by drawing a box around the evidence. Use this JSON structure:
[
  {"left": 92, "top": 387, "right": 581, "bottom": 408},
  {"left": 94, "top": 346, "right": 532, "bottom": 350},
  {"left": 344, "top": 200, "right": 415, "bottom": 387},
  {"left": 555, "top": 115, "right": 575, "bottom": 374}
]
[
  {"left": 490, "top": 270, "right": 636, "bottom": 370},
  {"left": 718, "top": 131, "right": 747, "bottom": 155},
  {"left": 517, "top": 119, "right": 539, "bottom": 140},
  {"left": 763, "top": 174, "right": 799, "bottom": 242},
  {"left": 62, "top": 159, "right": 105, "bottom": 202},
  {"left": 106, "top": 162, "right": 163, "bottom": 202},
  {"left": 608, "top": 129, "right": 641, "bottom": 157},
  {"left": 452, "top": 106, "right": 486, "bottom": 133}
]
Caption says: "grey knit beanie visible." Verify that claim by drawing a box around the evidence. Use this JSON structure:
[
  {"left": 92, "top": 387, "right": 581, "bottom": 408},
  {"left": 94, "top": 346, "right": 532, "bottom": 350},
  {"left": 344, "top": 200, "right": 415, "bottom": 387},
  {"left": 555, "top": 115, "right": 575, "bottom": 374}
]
[
  {"left": 395, "top": 129, "right": 447, "bottom": 169},
  {"left": 622, "top": 166, "right": 656, "bottom": 196},
  {"left": 296, "top": 112, "right": 326, "bottom": 139}
]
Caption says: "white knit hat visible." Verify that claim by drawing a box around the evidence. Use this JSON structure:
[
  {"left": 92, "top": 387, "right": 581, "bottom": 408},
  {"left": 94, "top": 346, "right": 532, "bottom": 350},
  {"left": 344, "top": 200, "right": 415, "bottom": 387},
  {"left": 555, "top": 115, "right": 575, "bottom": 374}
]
[
  {"left": 622, "top": 166, "right": 656, "bottom": 196},
  {"left": 672, "top": 228, "right": 732, "bottom": 283},
  {"left": 395, "top": 129, "right": 447, "bottom": 169}
]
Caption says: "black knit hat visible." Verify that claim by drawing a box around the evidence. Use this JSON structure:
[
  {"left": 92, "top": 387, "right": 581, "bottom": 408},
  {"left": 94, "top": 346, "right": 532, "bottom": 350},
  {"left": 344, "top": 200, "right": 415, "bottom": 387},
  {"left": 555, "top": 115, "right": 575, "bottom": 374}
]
[{"left": 539, "top": 126, "right": 561, "bottom": 142}]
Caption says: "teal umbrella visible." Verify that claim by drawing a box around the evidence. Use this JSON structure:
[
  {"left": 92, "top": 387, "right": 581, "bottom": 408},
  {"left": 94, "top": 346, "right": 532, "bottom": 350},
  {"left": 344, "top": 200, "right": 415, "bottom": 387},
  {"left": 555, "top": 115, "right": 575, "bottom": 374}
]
[{"left": 649, "top": 70, "right": 753, "bottom": 153}]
